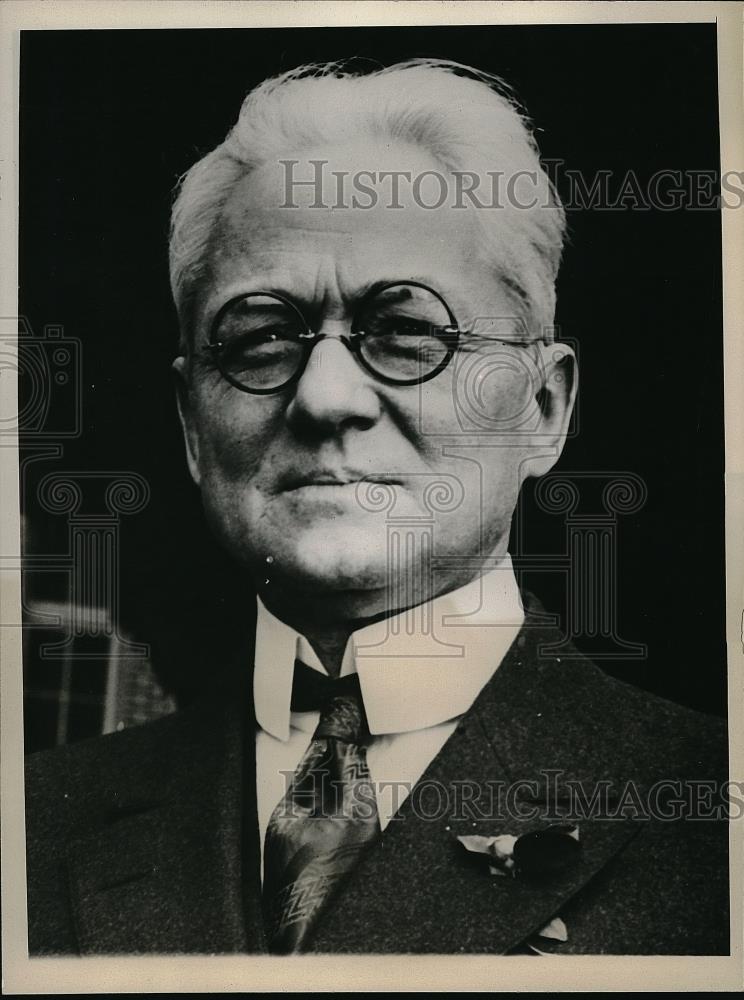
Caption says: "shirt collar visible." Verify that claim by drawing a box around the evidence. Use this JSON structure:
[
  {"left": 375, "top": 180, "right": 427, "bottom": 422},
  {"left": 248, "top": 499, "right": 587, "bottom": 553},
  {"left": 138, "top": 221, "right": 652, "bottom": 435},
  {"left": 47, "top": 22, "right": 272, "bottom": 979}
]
[{"left": 253, "top": 554, "right": 524, "bottom": 741}]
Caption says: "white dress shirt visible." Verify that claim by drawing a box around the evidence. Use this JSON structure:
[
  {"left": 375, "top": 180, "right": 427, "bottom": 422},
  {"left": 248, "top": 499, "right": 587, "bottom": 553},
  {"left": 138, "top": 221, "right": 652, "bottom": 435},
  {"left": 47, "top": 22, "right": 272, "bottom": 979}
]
[{"left": 254, "top": 555, "right": 525, "bottom": 880}]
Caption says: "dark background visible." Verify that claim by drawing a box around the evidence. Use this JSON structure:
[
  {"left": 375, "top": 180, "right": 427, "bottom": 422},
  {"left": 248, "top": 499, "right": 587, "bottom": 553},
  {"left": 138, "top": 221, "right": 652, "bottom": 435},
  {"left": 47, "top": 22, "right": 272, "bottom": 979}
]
[{"left": 19, "top": 24, "right": 726, "bottom": 720}]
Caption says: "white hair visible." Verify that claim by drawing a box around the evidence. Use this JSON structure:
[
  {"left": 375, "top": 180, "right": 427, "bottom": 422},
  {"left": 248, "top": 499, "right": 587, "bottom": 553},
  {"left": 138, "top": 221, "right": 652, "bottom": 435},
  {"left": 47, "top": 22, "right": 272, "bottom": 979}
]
[{"left": 169, "top": 59, "right": 566, "bottom": 348}]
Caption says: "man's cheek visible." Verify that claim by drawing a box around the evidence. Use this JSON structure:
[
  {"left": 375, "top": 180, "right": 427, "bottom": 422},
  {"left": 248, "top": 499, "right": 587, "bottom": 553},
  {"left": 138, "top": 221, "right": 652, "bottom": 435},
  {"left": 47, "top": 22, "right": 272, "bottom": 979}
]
[
  {"left": 418, "top": 367, "right": 535, "bottom": 436},
  {"left": 485, "top": 372, "right": 537, "bottom": 429},
  {"left": 198, "top": 416, "right": 266, "bottom": 481},
  {"left": 200, "top": 475, "right": 268, "bottom": 558}
]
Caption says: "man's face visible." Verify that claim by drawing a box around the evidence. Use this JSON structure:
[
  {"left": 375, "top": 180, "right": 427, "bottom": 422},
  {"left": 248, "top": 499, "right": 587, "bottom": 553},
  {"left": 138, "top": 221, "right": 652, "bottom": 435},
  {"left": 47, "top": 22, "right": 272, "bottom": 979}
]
[{"left": 174, "top": 138, "right": 575, "bottom": 615}]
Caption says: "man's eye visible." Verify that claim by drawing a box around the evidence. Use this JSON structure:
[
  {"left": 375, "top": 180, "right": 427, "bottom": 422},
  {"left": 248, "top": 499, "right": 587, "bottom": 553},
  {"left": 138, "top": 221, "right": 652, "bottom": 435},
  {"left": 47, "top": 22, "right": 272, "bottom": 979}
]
[
  {"left": 364, "top": 315, "right": 437, "bottom": 338},
  {"left": 361, "top": 320, "right": 450, "bottom": 371},
  {"left": 221, "top": 331, "right": 301, "bottom": 371},
  {"left": 373, "top": 333, "right": 431, "bottom": 360}
]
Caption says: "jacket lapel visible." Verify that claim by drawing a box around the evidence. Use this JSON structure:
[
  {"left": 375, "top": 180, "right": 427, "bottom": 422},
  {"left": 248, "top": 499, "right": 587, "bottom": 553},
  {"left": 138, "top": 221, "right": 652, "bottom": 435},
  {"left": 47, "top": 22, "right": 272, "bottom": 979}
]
[
  {"left": 65, "top": 597, "right": 646, "bottom": 954},
  {"left": 309, "top": 599, "right": 641, "bottom": 953},
  {"left": 66, "top": 695, "right": 267, "bottom": 955}
]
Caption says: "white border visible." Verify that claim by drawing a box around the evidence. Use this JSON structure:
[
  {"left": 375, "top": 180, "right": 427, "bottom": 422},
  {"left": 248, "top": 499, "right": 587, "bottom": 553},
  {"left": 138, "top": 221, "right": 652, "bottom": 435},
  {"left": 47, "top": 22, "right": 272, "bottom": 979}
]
[{"left": 1, "top": 1, "right": 742, "bottom": 992}]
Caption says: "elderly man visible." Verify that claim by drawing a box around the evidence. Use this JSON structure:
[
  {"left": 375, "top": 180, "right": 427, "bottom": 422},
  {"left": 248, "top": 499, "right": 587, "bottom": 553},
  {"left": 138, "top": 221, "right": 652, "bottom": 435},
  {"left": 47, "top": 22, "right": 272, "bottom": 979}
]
[{"left": 26, "top": 59, "right": 728, "bottom": 956}]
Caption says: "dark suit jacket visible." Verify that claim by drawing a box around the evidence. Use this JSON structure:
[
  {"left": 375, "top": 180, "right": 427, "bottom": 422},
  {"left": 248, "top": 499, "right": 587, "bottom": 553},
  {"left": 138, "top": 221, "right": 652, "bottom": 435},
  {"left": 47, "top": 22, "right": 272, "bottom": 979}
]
[{"left": 25, "top": 596, "right": 729, "bottom": 955}]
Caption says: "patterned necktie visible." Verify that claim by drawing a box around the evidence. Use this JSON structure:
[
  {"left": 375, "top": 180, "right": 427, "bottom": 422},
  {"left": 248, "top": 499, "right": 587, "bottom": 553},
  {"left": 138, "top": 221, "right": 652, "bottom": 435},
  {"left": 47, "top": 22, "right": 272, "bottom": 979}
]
[{"left": 262, "top": 661, "right": 381, "bottom": 953}]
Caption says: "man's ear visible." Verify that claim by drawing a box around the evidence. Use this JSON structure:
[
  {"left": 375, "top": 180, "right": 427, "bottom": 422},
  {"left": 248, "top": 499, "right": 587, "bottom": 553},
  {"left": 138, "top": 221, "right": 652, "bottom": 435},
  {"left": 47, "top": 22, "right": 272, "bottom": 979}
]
[
  {"left": 521, "top": 341, "right": 578, "bottom": 479},
  {"left": 172, "top": 356, "right": 202, "bottom": 486}
]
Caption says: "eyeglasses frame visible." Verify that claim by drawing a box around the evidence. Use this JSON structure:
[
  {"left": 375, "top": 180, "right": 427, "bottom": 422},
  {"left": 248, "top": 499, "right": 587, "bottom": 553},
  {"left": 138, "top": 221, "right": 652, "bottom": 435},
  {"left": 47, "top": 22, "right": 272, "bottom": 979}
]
[
  {"left": 202, "top": 280, "right": 470, "bottom": 395},
  {"left": 202, "top": 279, "right": 541, "bottom": 395}
]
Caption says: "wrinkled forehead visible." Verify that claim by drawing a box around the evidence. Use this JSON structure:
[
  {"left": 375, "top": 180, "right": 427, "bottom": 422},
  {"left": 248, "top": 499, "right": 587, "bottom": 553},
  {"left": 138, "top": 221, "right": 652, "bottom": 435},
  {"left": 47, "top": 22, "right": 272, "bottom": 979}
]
[
  {"left": 217, "top": 140, "right": 486, "bottom": 250},
  {"left": 201, "top": 138, "right": 509, "bottom": 320}
]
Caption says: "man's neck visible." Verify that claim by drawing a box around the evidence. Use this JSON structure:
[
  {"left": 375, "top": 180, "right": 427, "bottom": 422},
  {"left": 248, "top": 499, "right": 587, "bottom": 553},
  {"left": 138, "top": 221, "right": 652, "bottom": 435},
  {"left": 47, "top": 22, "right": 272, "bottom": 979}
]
[
  {"left": 303, "top": 629, "right": 351, "bottom": 679},
  {"left": 256, "top": 550, "right": 510, "bottom": 678},
  {"left": 257, "top": 591, "right": 384, "bottom": 678}
]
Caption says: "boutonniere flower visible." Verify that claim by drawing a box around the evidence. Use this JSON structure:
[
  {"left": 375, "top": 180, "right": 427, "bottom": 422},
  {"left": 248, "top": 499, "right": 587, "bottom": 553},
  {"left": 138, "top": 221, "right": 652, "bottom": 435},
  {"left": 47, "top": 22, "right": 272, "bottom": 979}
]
[
  {"left": 457, "top": 824, "right": 580, "bottom": 953},
  {"left": 457, "top": 823, "right": 580, "bottom": 880}
]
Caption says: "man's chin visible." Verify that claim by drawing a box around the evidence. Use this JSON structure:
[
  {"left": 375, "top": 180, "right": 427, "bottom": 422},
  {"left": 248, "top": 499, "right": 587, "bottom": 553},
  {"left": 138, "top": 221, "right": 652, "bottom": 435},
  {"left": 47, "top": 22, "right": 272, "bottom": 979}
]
[{"left": 258, "top": 526, "right": 391, "bottom": 594}]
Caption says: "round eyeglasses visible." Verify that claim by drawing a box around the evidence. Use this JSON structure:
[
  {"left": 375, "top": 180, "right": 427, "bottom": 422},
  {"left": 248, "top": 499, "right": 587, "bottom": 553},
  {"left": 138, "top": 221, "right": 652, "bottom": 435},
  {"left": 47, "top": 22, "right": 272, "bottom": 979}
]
[{"left": 203, "top": 281, "right": 463, "bottom": 394}]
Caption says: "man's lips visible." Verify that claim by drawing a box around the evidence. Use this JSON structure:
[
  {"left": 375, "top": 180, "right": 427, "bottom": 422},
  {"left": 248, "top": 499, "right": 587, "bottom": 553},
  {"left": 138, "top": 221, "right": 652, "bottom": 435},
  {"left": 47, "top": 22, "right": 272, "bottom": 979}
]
[{"left": 276, "top": 472, "right": 404, "bottom": 492}]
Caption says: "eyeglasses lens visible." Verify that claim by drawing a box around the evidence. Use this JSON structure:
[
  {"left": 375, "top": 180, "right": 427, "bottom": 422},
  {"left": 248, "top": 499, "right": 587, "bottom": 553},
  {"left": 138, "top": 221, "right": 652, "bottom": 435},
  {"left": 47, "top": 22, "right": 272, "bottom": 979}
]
[
  {"left": 212, "top": 284, "right": 455, "bottom": 391},
  {"left": 355, "top": 284, "right": 453, "bottom": 383}
]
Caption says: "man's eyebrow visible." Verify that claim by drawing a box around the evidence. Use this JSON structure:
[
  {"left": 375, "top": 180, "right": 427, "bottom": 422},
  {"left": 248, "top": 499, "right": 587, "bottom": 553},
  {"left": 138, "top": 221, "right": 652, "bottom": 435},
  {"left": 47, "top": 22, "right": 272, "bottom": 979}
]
[
  {"left": 210, "top": 274, "right": 452, "bottom": 319},
  {"left": 361, "top": 276, "right": 443, "bottom": 296},
  {"left": 341, "top": 276, "right": 454, "bottom": 307},
  {"left": 263, "top": 277, "right": 440, "bottom": 309}
]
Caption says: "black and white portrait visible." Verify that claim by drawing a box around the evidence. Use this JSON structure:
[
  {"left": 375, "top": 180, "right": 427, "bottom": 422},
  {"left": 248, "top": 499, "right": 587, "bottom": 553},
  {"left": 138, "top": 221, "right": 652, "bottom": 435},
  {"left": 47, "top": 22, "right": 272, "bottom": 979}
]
[{"left": 6, "top": 7, "right": 740, "bottom": 984}]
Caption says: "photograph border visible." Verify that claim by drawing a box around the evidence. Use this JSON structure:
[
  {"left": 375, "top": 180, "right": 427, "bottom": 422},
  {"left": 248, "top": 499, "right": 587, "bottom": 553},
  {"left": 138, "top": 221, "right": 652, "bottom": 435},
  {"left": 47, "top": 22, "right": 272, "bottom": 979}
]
[{"left": 2, "top": 1, "right": 742, "bottom": 992}]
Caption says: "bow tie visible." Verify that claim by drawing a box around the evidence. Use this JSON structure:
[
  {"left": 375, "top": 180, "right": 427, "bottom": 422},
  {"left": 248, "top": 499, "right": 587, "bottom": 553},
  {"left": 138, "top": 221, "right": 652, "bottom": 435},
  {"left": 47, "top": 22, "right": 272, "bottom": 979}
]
[{"left": 290, "top": 659, "right": 365, "bottom": 714}]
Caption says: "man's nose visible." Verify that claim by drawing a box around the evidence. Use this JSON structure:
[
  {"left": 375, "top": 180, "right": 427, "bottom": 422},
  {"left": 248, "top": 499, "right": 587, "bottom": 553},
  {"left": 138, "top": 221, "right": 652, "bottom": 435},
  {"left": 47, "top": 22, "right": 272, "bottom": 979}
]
[{"left": 284, "top": 328, "right": 382, "bottom": 435}]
